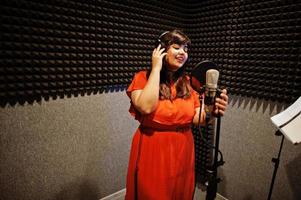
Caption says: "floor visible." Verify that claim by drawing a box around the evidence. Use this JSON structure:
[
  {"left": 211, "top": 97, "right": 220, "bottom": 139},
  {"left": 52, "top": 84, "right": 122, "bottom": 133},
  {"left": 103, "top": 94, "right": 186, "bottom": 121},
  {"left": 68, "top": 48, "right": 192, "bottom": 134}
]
[{"left": 100, "top": 187, "right": 229, "bottom": 200}]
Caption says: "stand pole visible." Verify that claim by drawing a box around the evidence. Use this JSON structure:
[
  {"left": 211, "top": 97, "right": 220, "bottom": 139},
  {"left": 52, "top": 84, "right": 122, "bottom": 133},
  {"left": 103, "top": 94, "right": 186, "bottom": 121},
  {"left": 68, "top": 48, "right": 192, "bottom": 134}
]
[
  {"left": 206, "top": 115, "right": 223, "bottom": 200},
  {"left": 267, "top": 130, "right": 284, "bottom": 200}
]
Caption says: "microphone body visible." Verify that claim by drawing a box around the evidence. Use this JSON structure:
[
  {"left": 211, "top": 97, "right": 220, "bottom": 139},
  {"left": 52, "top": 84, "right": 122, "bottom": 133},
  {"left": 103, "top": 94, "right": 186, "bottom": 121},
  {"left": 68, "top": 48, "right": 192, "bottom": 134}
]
[{"left": 204, "top": 69, "right": 219, "bottom": 116}]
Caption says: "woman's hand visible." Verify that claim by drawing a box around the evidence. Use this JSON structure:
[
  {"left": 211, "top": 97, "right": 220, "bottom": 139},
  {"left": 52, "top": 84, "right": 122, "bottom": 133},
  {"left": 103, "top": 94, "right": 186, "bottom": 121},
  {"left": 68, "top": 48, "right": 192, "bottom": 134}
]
[
  {"left": 213, "top": 89, "right": 228, "bottom": 116},
  {"left": 152, "top": 44, "right": 167, "bottom": 71}
]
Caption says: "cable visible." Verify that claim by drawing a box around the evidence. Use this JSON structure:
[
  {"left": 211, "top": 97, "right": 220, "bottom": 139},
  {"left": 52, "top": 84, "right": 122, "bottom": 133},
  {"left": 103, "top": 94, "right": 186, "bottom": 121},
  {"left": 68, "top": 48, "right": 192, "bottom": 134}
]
[{"left": 196, "top": 94, "right": 224, "bottom": 168}]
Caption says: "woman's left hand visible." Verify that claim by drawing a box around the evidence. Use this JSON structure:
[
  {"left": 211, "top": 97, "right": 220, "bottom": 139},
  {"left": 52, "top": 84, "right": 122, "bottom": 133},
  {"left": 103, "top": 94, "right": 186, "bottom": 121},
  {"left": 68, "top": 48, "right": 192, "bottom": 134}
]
[{"left": 213, "top": 89, "right": 228, "bottom": 116}]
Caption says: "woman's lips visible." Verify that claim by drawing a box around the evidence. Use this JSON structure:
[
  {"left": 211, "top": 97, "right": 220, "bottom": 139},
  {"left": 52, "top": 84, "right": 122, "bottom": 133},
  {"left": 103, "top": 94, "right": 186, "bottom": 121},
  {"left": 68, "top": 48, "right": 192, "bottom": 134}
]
[{"left": 176, "top": 56, "right": 185, "bottom": 63}]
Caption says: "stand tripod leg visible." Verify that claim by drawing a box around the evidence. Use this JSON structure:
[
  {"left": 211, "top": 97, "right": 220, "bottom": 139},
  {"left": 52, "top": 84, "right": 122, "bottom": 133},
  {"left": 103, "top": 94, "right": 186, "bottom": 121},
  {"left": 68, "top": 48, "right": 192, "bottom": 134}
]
[{"left": 267, "top": 131, "right": 284, "bottom": 200}]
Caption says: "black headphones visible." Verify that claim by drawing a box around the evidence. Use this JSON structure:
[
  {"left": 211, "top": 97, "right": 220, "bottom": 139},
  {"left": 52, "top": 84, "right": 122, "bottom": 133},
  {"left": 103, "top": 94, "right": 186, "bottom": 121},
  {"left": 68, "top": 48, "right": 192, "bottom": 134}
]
[{"left": 156, "top": 31, "right": 169, "bottom": 48}]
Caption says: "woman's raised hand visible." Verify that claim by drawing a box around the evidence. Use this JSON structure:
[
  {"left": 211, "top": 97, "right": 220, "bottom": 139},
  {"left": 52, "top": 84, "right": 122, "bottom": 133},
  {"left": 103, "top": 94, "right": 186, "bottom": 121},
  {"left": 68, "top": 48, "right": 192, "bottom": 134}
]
[{"left": 152, "top": 44, "right": 167, "bottom": 71}]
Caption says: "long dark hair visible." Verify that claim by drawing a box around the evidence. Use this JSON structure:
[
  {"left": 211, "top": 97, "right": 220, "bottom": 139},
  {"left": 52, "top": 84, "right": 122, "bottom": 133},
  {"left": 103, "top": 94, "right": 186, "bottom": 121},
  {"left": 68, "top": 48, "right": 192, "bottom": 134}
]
[{"left": 149, "top": 29, "right": 191, "bottom": 100}]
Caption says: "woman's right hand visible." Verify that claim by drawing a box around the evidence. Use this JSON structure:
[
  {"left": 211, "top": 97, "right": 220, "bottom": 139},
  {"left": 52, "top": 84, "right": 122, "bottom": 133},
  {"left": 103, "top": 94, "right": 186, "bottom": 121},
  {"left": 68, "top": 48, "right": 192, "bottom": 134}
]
[{"left": 152, "top": 44, "right": 167, "bottom": 71}]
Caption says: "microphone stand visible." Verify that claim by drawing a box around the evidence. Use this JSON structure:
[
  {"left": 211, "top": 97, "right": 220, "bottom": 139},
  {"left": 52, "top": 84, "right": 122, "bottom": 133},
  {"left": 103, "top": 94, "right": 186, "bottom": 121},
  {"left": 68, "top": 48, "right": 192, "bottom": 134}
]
[
  {"left": 267, "top": 130, "right": 284, "bottom": 200},
  {"left": 206, "top": 110, "right": 224, "bottom": 200}
]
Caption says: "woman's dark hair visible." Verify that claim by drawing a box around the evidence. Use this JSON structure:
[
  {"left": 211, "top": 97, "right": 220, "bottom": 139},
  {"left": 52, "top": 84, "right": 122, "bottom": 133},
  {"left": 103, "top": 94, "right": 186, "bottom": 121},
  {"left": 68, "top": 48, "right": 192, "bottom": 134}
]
[{"left": 149, "top": 29, "right": 191, "bottom": 100}]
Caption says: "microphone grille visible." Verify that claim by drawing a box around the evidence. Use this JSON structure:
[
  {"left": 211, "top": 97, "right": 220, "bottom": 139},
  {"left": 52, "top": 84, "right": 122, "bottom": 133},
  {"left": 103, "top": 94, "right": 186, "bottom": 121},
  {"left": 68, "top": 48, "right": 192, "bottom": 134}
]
[{"left": 206, "top": 69, "right": 219, "bottom": 89}]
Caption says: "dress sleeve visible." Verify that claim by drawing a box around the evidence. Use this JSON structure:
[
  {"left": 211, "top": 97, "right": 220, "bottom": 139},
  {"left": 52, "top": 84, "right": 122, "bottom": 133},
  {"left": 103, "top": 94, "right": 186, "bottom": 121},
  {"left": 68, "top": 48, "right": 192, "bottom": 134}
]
[{"left": 126, "top": 71, "right": 148, "bottom": 121}]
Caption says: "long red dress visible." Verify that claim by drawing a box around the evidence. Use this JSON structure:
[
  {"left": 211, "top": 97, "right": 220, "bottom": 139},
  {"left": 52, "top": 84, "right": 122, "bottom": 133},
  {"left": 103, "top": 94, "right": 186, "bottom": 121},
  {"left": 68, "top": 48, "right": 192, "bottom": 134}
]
[{"left": 125, "top": 71, "right": 200, "bottom": 200}]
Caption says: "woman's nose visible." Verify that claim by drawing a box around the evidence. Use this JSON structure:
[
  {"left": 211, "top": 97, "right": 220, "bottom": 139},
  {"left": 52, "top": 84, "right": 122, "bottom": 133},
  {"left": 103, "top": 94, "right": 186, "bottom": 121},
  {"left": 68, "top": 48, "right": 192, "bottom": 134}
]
[{"left": 179, "top": 48, "right": 185, "bottom": 54}]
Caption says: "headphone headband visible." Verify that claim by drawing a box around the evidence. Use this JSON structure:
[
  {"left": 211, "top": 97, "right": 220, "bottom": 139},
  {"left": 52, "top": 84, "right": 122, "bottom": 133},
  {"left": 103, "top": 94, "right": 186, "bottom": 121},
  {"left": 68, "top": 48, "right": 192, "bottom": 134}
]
[
  {"left": 158, "top": 31, "right": 169, "bottom": 40},
  {"left": 157, "top": 31, "right": 169, "bottom": 47}
]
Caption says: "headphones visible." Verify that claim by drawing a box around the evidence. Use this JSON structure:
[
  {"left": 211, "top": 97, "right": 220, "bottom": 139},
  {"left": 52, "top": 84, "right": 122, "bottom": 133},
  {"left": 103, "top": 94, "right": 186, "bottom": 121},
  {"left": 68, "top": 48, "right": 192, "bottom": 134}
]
[{"left": 156, "top": 31, "right": 169, "bottom": 48}]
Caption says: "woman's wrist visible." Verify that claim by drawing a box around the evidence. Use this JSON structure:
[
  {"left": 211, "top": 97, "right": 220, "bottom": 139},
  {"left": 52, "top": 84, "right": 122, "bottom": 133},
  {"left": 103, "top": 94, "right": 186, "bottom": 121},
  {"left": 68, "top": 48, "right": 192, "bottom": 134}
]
[{"left": 151, "top": 67, "right": 161, "bottom": 73}]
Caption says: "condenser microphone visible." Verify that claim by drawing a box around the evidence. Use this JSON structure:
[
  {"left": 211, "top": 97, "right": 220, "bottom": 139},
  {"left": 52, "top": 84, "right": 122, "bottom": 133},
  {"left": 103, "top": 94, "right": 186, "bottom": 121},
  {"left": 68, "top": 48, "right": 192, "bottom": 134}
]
[
  {"left": 189, "top": 60, "right": 220, "bottom": 116},
  {"left": 204, "top": 69, "right": 219, "bottom": 114}
]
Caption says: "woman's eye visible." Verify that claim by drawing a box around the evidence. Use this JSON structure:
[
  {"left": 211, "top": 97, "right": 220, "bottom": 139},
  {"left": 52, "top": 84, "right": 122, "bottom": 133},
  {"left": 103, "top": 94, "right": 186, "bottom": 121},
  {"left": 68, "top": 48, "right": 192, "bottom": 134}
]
[
  {"left": 171, "top": 45, "right": 188, "bottom": 53},
  {"left": 172, "top": 45, "right": 188, "bottom": 52}
]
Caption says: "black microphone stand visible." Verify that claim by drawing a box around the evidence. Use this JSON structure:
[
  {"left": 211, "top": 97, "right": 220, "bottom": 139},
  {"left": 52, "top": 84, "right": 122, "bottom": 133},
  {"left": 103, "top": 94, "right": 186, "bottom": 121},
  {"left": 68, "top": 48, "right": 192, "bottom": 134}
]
[
  {"left": 206, "top": 106, "right": 225, "bottom": 200},
  {"left": 267, "top": 130, "right": 284, "bottom": 200}
]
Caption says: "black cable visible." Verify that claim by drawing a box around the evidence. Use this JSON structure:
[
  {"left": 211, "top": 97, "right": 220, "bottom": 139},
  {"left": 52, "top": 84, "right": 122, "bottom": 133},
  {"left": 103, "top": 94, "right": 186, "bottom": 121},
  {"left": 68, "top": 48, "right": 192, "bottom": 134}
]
[{"left": 196, "top": 94, "right": 224, "bottom": 172}]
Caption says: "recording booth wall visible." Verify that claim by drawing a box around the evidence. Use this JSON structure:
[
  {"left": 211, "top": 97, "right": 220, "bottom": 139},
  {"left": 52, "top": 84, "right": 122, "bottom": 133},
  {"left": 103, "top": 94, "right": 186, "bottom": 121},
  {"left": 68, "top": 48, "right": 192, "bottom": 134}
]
[
  {"left": 0, "top": 1, "right": 300, "bottom": 200},
  {"left": 0, "top": 0, "right": 299, "bottom": 107}
]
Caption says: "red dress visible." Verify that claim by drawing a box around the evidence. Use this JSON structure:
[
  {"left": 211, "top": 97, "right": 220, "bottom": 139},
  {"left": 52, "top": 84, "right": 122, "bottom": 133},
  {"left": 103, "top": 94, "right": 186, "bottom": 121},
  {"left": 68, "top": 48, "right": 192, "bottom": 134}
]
[{"left": 125, "top": 71, "right": 200, "bottom": 200}]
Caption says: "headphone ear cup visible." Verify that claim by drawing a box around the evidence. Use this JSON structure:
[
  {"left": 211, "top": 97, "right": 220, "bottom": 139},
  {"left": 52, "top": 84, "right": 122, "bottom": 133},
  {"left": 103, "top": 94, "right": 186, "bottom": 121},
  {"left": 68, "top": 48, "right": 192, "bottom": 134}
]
[
  {"left": 156, "top": 38, "right": 165, "bottom": 49},
  {"left": 156, "top": 31, "right": 169, "bottom": 49},
  {"left": 156, "top": 38, "right": 161, "bottom": 47}
]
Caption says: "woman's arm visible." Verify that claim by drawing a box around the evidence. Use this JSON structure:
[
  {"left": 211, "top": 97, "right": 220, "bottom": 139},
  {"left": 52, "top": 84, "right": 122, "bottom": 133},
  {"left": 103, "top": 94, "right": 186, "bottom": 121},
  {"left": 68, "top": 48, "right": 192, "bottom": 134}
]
[
  {"left": 130, "top": 45, "right": 167, "bottom": 114},
  {"left": 192, "top": 107, "right": 206, "bottom": 125}
]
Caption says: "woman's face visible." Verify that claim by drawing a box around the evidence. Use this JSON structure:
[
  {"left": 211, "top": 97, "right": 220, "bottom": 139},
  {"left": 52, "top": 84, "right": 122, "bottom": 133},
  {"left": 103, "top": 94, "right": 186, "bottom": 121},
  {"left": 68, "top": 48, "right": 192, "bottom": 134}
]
[{"left": 165, "top": 43, "right": 188, "bottom": 71}]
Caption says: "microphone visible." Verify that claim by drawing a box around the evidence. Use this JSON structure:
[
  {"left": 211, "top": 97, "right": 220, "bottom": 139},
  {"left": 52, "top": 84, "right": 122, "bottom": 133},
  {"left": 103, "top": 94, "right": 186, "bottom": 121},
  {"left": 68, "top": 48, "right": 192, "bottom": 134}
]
[
  {"left": 204, "top": 69, "right": 220, "bottom": 115},
  {"left": 190, "top": 60, "right": 218, "bottom": 94},
  {"left": 190, "top": 60, "right": 220, "bottom": 117}
]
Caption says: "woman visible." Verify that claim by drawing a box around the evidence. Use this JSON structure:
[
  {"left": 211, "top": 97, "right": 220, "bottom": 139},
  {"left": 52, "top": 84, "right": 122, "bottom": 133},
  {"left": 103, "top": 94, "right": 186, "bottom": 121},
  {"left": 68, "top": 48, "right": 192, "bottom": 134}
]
[{"left": 125, "top": 29, "right": 228, "bottom": 200}]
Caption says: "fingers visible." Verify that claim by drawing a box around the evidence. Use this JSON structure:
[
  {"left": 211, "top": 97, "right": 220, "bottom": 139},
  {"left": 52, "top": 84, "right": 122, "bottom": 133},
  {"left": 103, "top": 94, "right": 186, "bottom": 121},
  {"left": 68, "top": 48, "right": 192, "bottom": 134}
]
[
  {"left": 159, "top": 48, "right": 166, "bottom": 55},
  {"left": 213, "top": 107, "right": 225, "bottom": 116},
  {"left": 152, "top": 44, "right": 166, "bottom": 71},
  {"left": 153, "top": 48, "right": 167, "bottom": 60},
  {"left": 217, "top": 89, "right": 227, "bottom": 101},
  {"left": 217, "top": 91, "right": 228, "bottom": 106},
  {"left": 153, "top": 45, "right": 166, "bottom": 59},
  {"left": 156, "top": 44, "right": 163, "bottom": 50},
  {"left": 214, "top": 89, "right": 229, "bottom": 116},
  {"left": 153, "top": 44, "right": 165, "bottom": 54},
  {"left": 153, "top": 44, "right": 161, "bottom": 53}
]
